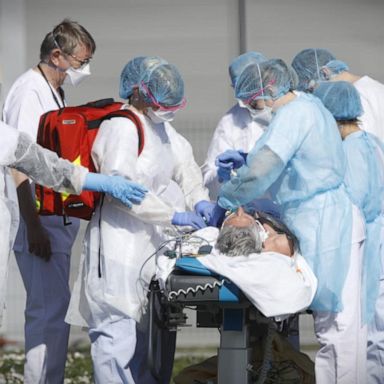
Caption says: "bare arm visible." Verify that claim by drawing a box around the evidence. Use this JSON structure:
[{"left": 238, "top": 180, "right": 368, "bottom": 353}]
[{"left": 12, "top": 170, "right": 51, "bottom": 261}]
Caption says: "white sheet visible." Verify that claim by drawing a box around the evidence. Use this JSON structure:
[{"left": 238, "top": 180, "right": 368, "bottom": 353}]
[{"left": 156, "top": 227, "right": 317, "bottom": 318}]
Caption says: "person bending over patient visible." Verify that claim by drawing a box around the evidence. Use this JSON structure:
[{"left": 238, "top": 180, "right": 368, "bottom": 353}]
[{"left": 216, "top": 207, "right": 296, "bottom": 257}]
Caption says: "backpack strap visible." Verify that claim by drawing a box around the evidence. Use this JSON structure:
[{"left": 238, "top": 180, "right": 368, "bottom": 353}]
[
  {"left": 83, "top": 98, "right": 116, "bottom": 108},
  {"left": 100, "top": 109, "right": 145, "bottom": 155}
]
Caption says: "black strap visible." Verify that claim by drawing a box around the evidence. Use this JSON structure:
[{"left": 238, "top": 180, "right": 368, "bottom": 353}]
[{"left": 37, "top": 64, "right": 65, "bottom": 109}]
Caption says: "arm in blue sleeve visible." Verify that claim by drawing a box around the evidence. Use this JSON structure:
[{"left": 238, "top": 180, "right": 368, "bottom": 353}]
[{"left": 218, "top": 146, "right": 285, "bottom": 211}]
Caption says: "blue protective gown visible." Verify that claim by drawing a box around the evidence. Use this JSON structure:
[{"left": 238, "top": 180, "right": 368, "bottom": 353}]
[
  {"left": 343, "top": 130, "right": 384, "bottom": 323},
  {"left": 219, "top": 92, "right": 353, "bottom": 312}
]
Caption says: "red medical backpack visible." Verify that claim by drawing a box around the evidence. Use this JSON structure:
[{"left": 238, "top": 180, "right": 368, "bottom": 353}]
[{"left": 35, "top": 98, "right": 144, "bottom": 221}]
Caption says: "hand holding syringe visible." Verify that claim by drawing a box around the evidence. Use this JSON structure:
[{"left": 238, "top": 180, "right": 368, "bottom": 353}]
[{"left": 215, "top": 149, "right": 248, "bottom": 182}]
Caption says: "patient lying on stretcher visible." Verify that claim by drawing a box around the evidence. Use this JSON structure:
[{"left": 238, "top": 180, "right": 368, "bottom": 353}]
[
  {"left": 156, "top": 207, "right": 317, "bottom": 318},
  {"left": 216, "top": 206, "right": 295, "bottom": 257}
]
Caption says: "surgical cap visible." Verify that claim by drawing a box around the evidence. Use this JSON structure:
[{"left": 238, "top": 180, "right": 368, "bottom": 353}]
[
  {"left": 235, "top": 59, "right": 292, "bottom": 102},
  {"left": 119, "top": 56, "right": 168, "bottom": 99},
  {"left": 314, "top": 81, "right": 363, "bottom": 120},
  {"left": 322, "top": 60, "right": 349, "bottom": 79},
  {"left": 229, "top": 51, "right": 267, "bottom": 88},
  {"left": 139, "top": 63, "right": 185, "bottom": 107},
  {"left": 291, "top": 48, "right": 336, "bottom": 91}
]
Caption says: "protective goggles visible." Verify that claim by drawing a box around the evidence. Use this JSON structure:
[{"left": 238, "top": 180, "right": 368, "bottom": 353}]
[
  {"left": 242, "top": 79, "right": 276, "bottom": 105},
  {"left": 140, "top": 81, "right": 186, "bottom": 112}
]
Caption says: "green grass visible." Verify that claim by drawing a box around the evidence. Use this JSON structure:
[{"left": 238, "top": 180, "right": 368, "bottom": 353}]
[
  {"left": 172, "top": 354, "right": 208, "bottom": 381},
  {"left": 0, "top": 348, "right": 208, "bottom": 383}
]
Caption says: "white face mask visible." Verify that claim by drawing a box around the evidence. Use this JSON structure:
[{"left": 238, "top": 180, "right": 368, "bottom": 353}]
[
  {"left": 239, "top": 100, "right": 272, "bottom": 127},
  {"left": 238, "top": 99, "right": 247, "bottom": 109},
  {"left": 146, "top": 107, "right": 176, "bottom": 124},
  {"left": 64, "top": 64, "right": 91, "bottom": 86},
  {"left": 249, "top": 106, "right": 273, "bottom": 127},
  {"left": 254, "top": 220, "right": 269, "bottom": 242}
]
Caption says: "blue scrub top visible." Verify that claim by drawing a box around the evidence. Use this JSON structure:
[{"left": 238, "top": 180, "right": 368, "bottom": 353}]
[
  {"left": 343, "top": 130, "right": 384, "bottom": 323},
  {"left": 219, "top": 92, "right": 353, "bottom": 312}
]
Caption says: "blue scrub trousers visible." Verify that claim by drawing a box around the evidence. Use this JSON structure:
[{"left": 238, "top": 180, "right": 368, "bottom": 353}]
[
  {"left": 367, "top": 232, "right": 384, "bottom": 384},
  {"left": 15, "top": 250, "right": 71, "bottom": 384}
]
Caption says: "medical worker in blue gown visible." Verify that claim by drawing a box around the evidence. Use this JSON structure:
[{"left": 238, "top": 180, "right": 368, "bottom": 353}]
[
  {"left": 217, "top": 59, "right": 366, "bottom": 384},
  {"left": 202, "top": 52, "right": 268, "bottom": 198},
  {"left": 202, "top": 51, "right": 281, "bottom": 218},
  {"left": 292, "top": 48, "right": 384, "bottom": 142},
  {"left": 314, "top": 81, "right": 384, "bottom": 384},
  {"left": 66, "top": 60, "right": 211, "bottom": 384}
]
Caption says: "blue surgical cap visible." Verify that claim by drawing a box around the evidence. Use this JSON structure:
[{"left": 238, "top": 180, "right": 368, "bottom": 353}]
[
  {"left": 235, "top": 59, "right": 292, "bottom": 102},
  {"left": 139, "top": 63, "right": 185, "bottom": 107},
  {"left": 314, "top": 81, "right": 363, "bottom": 120},
  {"left": 229, "top": 51, "right": 267, "bottom": 88},
  {"left": 291, "top": 48, "right": 336, "bottom": 91},
  {"left": 119, "top": 56, "right": 168, "bottom": 99},
  {"left": 322, "top": 60, "right": 349, "bottom": 79}
]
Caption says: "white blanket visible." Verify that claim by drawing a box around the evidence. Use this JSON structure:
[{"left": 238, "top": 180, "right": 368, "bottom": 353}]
[{"left": 156, "top": 227, "right": 317, "bottom": 318}]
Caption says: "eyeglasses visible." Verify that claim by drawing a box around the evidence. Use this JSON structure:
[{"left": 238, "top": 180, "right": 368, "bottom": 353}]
[
  {"left": 67, "top": 52, "right": 92, "bottom": 68},
  {"left": 53, "top": 36, "right": 92, "bottom": 68},
  {"left": 140, "top": 81, "right": 186, "bottom": 112}
]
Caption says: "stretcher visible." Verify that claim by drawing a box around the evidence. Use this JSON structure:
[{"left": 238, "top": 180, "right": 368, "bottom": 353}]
[{"left": 147, "top": 255, "right": 300, "bottom": 384}]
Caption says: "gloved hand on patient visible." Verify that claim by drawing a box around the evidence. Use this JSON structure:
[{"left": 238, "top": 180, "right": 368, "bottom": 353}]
[
  {"left": 194, "top": 200, "right": 216, "bottom": 223},
  {"left": 215, "top": 149, "right": 248, "bottom": 182},
  {"left": 172, "top": 211, "right": 207, "bottom": 230}
]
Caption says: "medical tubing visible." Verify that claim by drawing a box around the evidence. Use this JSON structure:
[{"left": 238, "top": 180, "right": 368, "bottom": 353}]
[
  {"left": 136, "top": 236, "right": 186, "bottom": 310},
  {"left": 138, "top": 238, "right": 177, "bottom": 289},
  {"left": 137, "top": 232, "right": 213, "bottom": 310},
  {"left": 136, "top": 236, "right": 190, "bottom": 313},
  {"left": 167, "top": 278, "right": 226, "bottom": 300}
]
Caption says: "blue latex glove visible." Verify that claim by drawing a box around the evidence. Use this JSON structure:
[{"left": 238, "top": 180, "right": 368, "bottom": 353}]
[
  {"left": 215, "top": 150, "right": 247, "bottom": 182},
  {"left": 83, "top": 173, "right": 148, "bottom": 208},
  {"left": 215, "top": 149, "right": 247, "bottom": 169},
  {"left": 208, "top": 204, "right": 227, "bottom": 227},
  {"left": 194, "top": 200, "right": 216, "bottom": 223},
  {"left": 217, "top": 166, "right": 232, "bottom": 183},
  {"left": 172, "top": 212, "right": 207, "bottom": 230}
]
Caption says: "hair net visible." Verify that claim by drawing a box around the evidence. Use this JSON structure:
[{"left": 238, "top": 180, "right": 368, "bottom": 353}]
[
  {"left": 314, "top": 81, "right": 363, "bottom": 120},
  {"left": 228, "top": 51, "right": 267, "bottom": 88},
  {"left": 291, "top": 48, "right": 336, "bottom": 91},
  {"left": 321, "top": 59, "right": 349, "bottom": 80},
  {"left": 235, "top": 59, "right": 292, "bottom": 102},
  {"left": 139, "top": 63, "right": 185, "bottom": 108},
  {"left": 119, "top": 56, "right": 168, "bottom": 99}
]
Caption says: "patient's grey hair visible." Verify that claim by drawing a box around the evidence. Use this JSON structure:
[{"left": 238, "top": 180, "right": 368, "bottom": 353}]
[{"left": 216, "top": 224, "right": 262, "bottom": 257}]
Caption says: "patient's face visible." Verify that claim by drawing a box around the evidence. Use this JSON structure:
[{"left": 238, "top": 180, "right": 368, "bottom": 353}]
[
  {"left": 222, "top": 208, "right": 294, "bottom": 256},
  {"left": 222, "top": 207, "right": 254, "bottom": 228}
]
